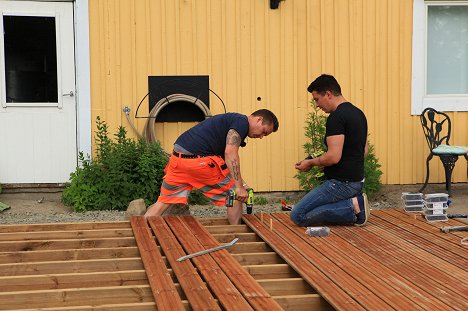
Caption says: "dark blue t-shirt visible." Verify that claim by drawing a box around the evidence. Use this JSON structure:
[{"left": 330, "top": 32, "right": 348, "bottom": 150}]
[{"left": 175, "top": 113, "right": 249, "bottom": 156}]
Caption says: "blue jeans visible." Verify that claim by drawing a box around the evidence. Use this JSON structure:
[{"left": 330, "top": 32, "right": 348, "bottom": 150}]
[{"left": 290, "top": 179, "right": 363, "bottom": 226}]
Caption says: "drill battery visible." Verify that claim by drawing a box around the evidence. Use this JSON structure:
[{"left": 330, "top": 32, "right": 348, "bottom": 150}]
[
  {"left": 226, "top": 188, "right": 254, "bottom": 214},
  {"left": 305, "top": 150, "right": 324, "bottom": 160}
]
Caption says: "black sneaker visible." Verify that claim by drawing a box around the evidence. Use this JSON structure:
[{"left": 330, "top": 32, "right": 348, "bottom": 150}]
[{"left": 354, "top": 193, "right": 369, "bottom": 226}]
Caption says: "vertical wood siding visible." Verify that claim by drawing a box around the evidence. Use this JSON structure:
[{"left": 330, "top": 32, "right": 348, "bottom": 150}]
[{"left": 89, "top": 0, "right": 467, "bottom": 191}]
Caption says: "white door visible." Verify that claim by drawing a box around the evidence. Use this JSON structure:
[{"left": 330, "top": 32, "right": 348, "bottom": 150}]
[{"left": 0, "top": 1, "right": 76, "bottom": 184}]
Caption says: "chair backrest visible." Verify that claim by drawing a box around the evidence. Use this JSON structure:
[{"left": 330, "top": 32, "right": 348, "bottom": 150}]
[{"left": 420, "top": 107, "right": 452, "bottom": 151}]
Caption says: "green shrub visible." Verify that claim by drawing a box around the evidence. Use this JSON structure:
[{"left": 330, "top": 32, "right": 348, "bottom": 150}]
[
  {"left": 62, "top": 117, "right": 169, "bottom": 212},
  {"left": 254, "top": 196, "right": 268, "bottom": 205},
  {"left": 187, "top": 189, "right": 212, "bottom": 205},
  {"left": 295, "top": 103, "right": 383, "bottom": 198}
]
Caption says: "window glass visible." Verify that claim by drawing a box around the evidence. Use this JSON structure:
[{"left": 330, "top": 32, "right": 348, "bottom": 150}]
[
  {"left": 427, "top": 5, "right": 468, "bottom": 95},
  {"left": 4, "top": 16, "right": 58, "bottom": 103}
]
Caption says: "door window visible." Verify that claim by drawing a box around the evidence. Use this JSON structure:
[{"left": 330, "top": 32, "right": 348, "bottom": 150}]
[{"left": 4, "top": 15, "right": 58, "bottom": 104}]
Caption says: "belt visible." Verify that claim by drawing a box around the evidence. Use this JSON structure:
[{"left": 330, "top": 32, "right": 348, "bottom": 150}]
[
  {"left": 172, "top": 151, "right": 228, "bottom": 170},
  {"left": 172, "top": 150, "right": 200, "bottom": 159}
]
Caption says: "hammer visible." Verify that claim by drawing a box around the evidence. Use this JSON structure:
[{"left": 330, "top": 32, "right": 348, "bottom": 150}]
[{"left": 440, "top": 225, "right": 468, "bottom": 233}]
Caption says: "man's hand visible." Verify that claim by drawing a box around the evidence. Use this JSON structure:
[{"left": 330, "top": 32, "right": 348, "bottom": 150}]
[
  {"left": 234, "top": 186, "right": 248, "bottom": 203},
  {"left": 295, "top": 159, "right": 313, "bottom": 172}
]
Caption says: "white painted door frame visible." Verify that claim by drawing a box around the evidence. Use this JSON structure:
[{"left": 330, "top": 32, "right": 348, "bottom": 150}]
[{"left": 0, "top": 0, "right": 91, "bottom": 184}]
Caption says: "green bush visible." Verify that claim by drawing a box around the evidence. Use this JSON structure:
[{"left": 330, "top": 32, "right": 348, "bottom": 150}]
[
  {"left": 295, "top": 104, "right": 383, "bottom": 198},
  {"left": 62, "top": 117, "right": 169, "bottom": 212},
  {"left": 254, "top": 196, "right": 268, "bottom": 205}
]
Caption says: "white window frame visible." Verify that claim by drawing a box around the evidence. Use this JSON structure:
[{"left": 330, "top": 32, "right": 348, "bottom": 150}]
[{"left": 411, "top": 0, "right": 468, "bottom": 114}]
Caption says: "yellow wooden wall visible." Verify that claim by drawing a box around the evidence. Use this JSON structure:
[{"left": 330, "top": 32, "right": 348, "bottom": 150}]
[{"left": 89, "top": 0, "right": 468, "bottom": 192}]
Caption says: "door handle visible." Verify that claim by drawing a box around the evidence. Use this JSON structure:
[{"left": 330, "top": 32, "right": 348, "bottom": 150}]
[{"left": 63, "top": 91, "right": 74, "bottom": 97}]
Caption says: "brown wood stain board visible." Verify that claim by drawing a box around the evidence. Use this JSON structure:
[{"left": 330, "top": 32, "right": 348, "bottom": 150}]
[{"left": 0, "top": 209, "right": 466, "bottom": 310}]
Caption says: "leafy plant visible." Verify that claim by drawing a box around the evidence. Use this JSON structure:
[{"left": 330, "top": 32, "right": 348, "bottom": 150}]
[
  {"left": 187, "top": 189, "right": 211, "bottom": 205},
  {"left": 254, "top": 196, "right": 268, "bottom": 205},
  {"left": 295, "top": 103, "right": 383, "bottom": 198},
  {"left": 62, "top": 117, "right": 169, "bottom": 212}
]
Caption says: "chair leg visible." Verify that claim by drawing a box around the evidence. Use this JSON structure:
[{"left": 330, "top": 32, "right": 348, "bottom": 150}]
[
  {"left": 440, "top": 155, "right": 458, "bottom": 197},
  {"left": 419, "top": 154, "right": 433, "bottom": 193}
]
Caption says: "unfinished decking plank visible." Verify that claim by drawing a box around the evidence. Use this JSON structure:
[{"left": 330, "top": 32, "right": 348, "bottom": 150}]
[
  {"left": 0, "top": 237, "right": 136, "bottom": 252},
  {"left": 0, "top": 285, "right": 154, "bottom": 310},
  {"left": 130, "top": 217, "right": 184, "bottom": 311},
  {"left": 212, "top": 232, "right": 261, "bottom": 243},
  {"left": 382, "top": 209, "right": 466, "bottom": 243},
  {"left": 257, "top": 278, "right": 313, "bottom": 296},
  {"left": 370, "top": 212, "right": 467, "bottom": 269},
  {"left": 243, "top": 264, "right": 299, "bottom": 280},
  {"left": 205, "top": 224, "right": 251, "bottom": 234},
  {"left": 0, "top": 257, "right": 143, "bottom": 276},
  {"left": 0, "top": 247, "right": 140, "bottom": 264},
  {"left": 242, "top": 214, "right": 364, "bottom": 311},
  {"left": 363, "top": 222, "right": 468, "bottom": 287},
  {"left": 147, "top": 216, "right": 220, "bottom": 311},
  {"left": 16, "top": 302, "right": 159, "bottom": 311},
  {"left": 260, "top": 214, "right": 403, "bottom": 310},
  {"left": 273, "top": 294, "right": 333, "bottom": 311},
  {"left": 229, "top": 241, "right": 271, "bottom": 253},
  {"left": 164, "top": 216, "right": 254, "bottom": 311},
  {"left": 0, "top": 270, "right": 148, "bottom": 292},
  {"left": 274, "top": 213, "right": 453, "bottom": 310},
  {"left": 0, "top": 221, "right": 131, "bottom": 233},
  {"left": 232, "top": 252, "right": 284, "bottom": 265},
  {"left": 332, "top": 225, "right": 467, "bottom": 310},
  {"left": 0, "top": 228, "right": 134, "bottom": 241},
  {"left": 180, "top": 215, "right": 284, "bottom": 310}
]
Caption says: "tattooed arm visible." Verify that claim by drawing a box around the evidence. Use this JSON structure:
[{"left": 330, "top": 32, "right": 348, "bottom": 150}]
[{"left": 225, "top": 129, "right": 248, "bottom": 202}]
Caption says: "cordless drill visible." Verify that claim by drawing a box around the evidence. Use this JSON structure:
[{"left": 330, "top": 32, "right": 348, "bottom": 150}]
[{"left": 226, "top": 188, "right": 254, "bottom": 214}]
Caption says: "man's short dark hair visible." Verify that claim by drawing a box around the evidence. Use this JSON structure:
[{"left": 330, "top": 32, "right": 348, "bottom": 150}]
[
  {"left": 307, "top": 74, "right": 342, "bottom": 96},
  {"left": 252, "top": 109, "right": 279, "bottom": 132}
]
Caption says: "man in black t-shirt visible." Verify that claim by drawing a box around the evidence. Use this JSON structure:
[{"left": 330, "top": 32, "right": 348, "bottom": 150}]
[
  {"left": 291, "top": 74, "right": 370, "bottom": 226},
  {"left": 145, "top": 109, "right": 279, "bottom": 225}
]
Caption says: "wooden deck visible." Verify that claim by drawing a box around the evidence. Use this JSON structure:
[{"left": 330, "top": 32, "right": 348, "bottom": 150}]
[{"left": 0, "top": 209, "right": 466, "bottom": 310}]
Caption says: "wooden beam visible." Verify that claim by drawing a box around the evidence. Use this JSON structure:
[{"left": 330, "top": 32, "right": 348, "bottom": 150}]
[
  {"left": 243, "top": 264, "right": 299, "bottom": 280},
  {"left": 147, "top": 216, "right": 220, "bottom": 310},
  {"left": 0, "top": 222, "right": 131, "bottom": 233},
  {"left": 0, "top": 229, "right": 134, "bottom": 241},
  {"left": 164, "top": 216, "right": 253, "bottom": 311},
  {"left": 0, "top": 237, "right": 136, "bottom": 252},
  {"left": 130, "top": 217, "right": 184, "bottom": 311},
  {"left": 0, "top": 270, "right": 148, "bottom": 292},
  {"left": 0, "top": 285, "right": 154, "bottom": 310},
  {"left": 0, "top": 247, "right": 140, "bottom": 264},
  {"left": 179, "top": 216, "right": 284, "bottom": 310},
  {"left": 212, "top": 232, "right": 261, "bottom": 243},
  {"left": 257, "top": 278, "right": 313, "bottom": 296},
  {"left": 0, "top": 258, "right": 144, "bottom": 276},
  {"left": 242, "top": 214, "right": 365, "bottom": 311}
]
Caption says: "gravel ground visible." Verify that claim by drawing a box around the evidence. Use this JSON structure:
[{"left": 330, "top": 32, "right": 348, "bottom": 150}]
[{"left": 1, "top": 184, "right": 467, "bottom": 224}]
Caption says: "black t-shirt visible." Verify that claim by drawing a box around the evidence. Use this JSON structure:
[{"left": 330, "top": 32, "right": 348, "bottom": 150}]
[
  {"left": 175, "top": 113, "right": 249, "bottom": 156},
  {"left": 324, "top": 102, "right": 368, "bottom": 181}
]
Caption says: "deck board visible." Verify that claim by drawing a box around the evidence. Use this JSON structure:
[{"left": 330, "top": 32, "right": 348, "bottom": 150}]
[{"left": 0, "top": 209, "right": 466, "bottom": 310}]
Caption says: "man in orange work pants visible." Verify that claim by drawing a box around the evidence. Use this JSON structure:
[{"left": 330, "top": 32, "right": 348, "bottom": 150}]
[{"left": 145, "top": 109, "right": 279, "bottom": 225}]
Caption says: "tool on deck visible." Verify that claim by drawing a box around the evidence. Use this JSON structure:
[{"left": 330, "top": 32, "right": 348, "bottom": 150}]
[
  {"left": 447, "top": 214, "right": 468, "bottom": 218},
  {"left": 177, "top": 238, "right": 239, "bottom": 262},
  {"left": 440, "top": 225, "right": 468, "bottom": 233},
  {"left": 280, "top": 199, "right": 292, "bottom": 211},
  {"left": 226, "top": 188, "right": 254, "bottom": 214}
]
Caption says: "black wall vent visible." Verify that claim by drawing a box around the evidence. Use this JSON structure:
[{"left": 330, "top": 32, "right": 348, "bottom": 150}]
[{"left": 148, "top": 75, "right": 209, "bottom": 122}]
